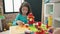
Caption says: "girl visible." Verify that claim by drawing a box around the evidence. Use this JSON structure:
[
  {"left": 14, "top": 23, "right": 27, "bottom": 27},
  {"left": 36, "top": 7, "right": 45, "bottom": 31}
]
[{"left": 12, "top": 1, "right": 31, "bottom": 26}]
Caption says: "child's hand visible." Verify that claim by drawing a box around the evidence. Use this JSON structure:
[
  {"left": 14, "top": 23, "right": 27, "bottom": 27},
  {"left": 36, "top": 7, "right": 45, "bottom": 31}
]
[
  {"left": 16, "top": 20, "right": 24, "bottom": 25},
  {"left": 25, "top": 24, "right": 29, "bottom": 28}
]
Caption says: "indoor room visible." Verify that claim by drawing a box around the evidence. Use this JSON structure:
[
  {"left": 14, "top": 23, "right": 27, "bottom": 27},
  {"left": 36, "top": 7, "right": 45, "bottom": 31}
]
[{"left": 0, "top": 0, "right": 60, "bottom": 34}]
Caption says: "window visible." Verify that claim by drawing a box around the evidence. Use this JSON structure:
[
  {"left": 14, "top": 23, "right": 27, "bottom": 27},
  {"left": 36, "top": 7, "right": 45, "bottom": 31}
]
[{"left": 3, "top": 0, "right": 24, "bottom": 14}]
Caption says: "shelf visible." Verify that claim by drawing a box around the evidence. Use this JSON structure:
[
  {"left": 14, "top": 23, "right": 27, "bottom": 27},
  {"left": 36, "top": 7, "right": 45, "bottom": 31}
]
[
  {"left": 44, "top": 3, "right": 53, "bottom": 15},
  {"left": 45, "top": 3, "right": 54, "bottom": 5},
  {"left": 44, "top": 0, "right": 60, "bottom": 28},
  {"left": 54, "top": 17, "right": 60, "bottom": 21},
  {"left": 44, "top": 0, "right": 60, "bottom": 3},
  {"left": 45, "top": 15, "right": 48, "bottom": 17},
  {"left": 50, "top": 0, "right": 60, "bottom": 2}
]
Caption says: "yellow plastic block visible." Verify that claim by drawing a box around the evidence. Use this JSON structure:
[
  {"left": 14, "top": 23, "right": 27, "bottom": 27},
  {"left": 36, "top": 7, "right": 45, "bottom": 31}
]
[{"left": 48, "top": 15, "right": 52, "bottom": 26}]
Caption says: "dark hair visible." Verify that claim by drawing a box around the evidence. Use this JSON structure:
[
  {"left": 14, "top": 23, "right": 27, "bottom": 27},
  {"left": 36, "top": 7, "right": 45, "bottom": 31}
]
[{"left": 19, "top": 2, "right": 31, "bottom": 15}]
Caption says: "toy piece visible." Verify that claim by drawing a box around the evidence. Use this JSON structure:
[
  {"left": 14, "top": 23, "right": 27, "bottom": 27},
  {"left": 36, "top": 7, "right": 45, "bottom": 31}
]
[
  {"left": 48, "top": 15, "right": 52, "bottom": 27},
  {"left": 27, "top": 13, "right": 35, "bottom": 25},
  {"left": 34, "top": 27, "right": 45, "bottom": 34},
  {"left": 24, "top": 24, "right": 31, "bottom": 30},
  {"left": 45, "top": 32, "right": 49, "bottom": 34},
  {"left": 48, "top": 27, "right": 54, "bottom": 34},
  {"left": 4, "top": 28, "right": 7, "bottom": 31},
  {"left": 25, "top": 29, "right": 31, "bottom": 34},
  {"left": 45, "top": 17, "right": 48, "bottom": 29},
  {"left": 41, "top": 24, "right": 47, "bottom": 31},
  {"left": 34, "top": 22, "right": 45, "bottom": 34},
  {"left": 29, "top": 26, "right": 37, "bottom": 32},
  {"left": 46, "top": 24, "right": 49, "bottom": 29},
  {"left": 33, "top": 22, "right": 42, "bottom": 28},
  {"left": 36, "top": 22, "right": 41, "bottom": 27},
  {"left": 25, "top": 24, "right": 29, "bottom": 28}
]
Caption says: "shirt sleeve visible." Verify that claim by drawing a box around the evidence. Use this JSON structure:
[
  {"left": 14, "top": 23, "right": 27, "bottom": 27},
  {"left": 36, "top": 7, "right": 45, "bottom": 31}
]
[{"left": 12, "top": 14, "right": 20, "bottom": 26}]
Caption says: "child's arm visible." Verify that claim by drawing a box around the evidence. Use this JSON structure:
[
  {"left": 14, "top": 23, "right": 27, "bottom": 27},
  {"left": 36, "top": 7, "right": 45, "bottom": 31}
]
[{"left": 12, "top": 14, "right": 20, "bottom": 26}]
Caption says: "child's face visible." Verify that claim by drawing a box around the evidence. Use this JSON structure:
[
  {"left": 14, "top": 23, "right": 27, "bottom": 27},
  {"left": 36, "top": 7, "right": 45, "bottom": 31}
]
[{"left": 22, "top": 6, "right": 28, "bottom": 15}]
